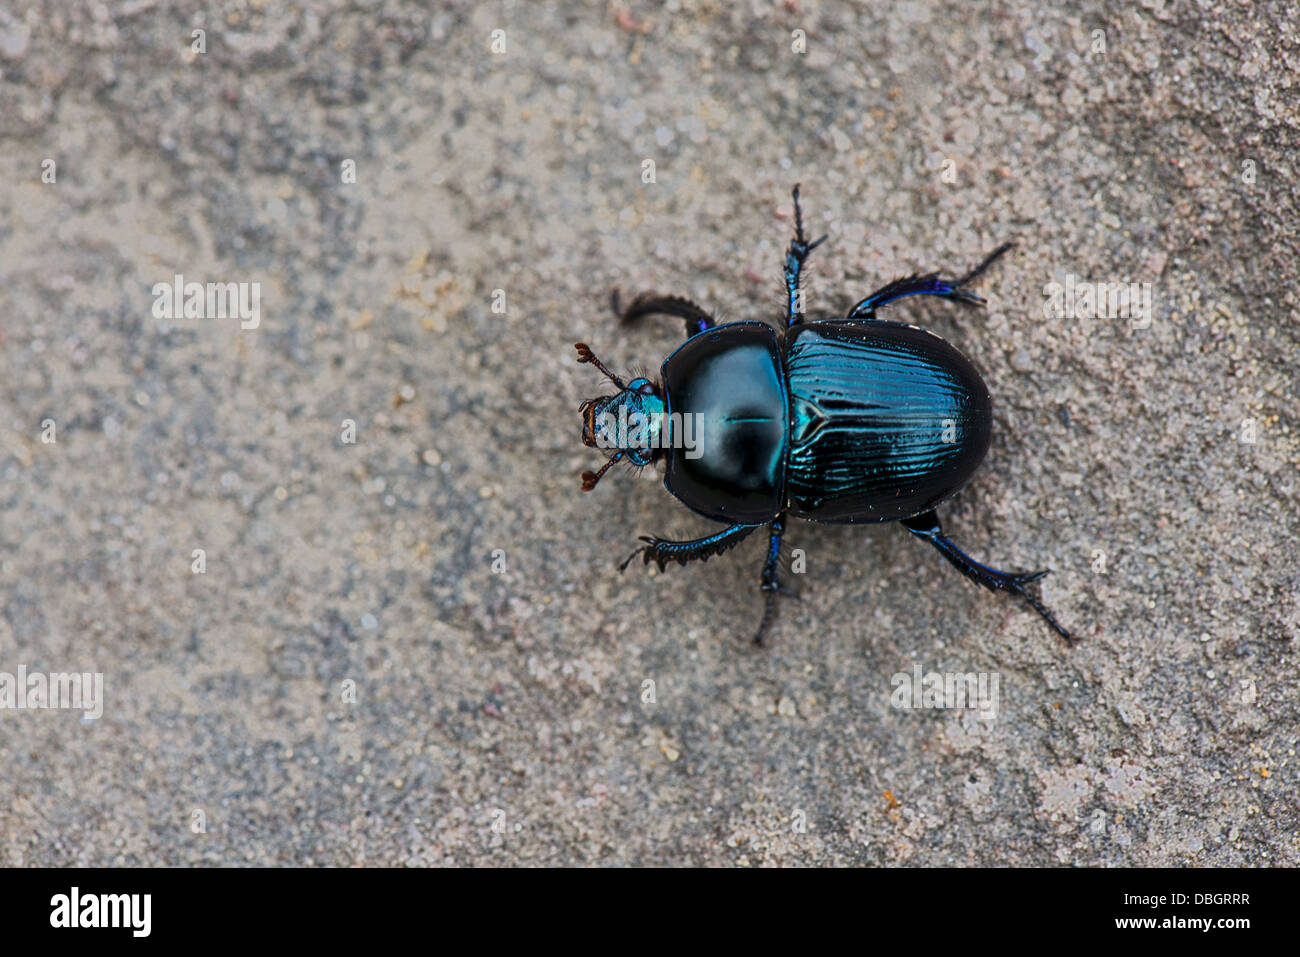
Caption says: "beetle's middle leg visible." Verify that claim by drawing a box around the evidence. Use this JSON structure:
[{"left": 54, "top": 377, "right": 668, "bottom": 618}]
[
  {"left": 754, "top": 513, "right": 798, "bottom": 645},
  {"left": 845, "top": 242, "right": 1015, "bottom": 319},
  {"left": 901, "top": 509, "right": 1073, "bottom": 644},
  {"left": 784, "top": 184, "right": 828, "bottom": 327},
  {"left": 612, "top": 290, "right": 715, "bottom": 339}
]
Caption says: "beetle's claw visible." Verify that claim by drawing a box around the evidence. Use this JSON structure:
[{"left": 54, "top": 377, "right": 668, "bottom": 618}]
[
  {"left": 753, "top": 579, "right": 800, "bottom": 645},
  {"left": 618, "top": 536, "right": 666, "bottom": 572},
  {"left": 1003, "top": 571, "right": 1074, "bottom": 644},
  {"left": 753, "top": 590, "right": 780, "bottom": 645},
  {"left": 1011, "top": 569, "right": 1050, "bottom": 585}
]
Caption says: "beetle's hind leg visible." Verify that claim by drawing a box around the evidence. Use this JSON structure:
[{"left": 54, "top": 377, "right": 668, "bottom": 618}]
[
  {"left": 846, "top": 242, "right": 1015, "bottom": 319},
  {"left": 611, "top": 290, "right": 715, "bottom": 339},
  {"left": 784, "top": 184, "right": 828, "bottom": 328},
  {"left": 901, "top": 509, "right": 1073, "bottom": 644},
  {"left": 754, "top": 513, "right": 798, "bottom": 645}
]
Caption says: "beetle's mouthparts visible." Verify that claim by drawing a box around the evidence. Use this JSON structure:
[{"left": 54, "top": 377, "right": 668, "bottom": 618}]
[{"left": 579, "top": 395, "right": 613, "bottom": 449}]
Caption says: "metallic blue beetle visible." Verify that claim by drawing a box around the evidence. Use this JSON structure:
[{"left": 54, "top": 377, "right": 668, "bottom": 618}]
[{"left": 577, "top": 186, "right": 1070, "bottom": 645}]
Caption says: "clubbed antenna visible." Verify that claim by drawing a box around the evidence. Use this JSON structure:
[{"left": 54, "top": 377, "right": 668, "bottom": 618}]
[
  {"left": 581, "top": 451, "right": 624, "bottom": 491},
  {"left": 574, "top": 342, "right": 626, "bottom": 390}
]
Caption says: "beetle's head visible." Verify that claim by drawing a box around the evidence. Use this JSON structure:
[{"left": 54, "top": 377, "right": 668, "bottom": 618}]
[{"left": 575, "top": 342, "right": 665, "bottom": 491}]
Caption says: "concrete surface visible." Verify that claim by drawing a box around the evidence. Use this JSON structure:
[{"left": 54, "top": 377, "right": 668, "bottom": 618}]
[{"left": 0, "top": 0, "right": 1297, "bottom": 866}]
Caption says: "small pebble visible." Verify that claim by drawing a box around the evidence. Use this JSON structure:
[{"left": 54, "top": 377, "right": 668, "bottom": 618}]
[
  {"left": 0, "top": 23, "right": 30, "bottom": 60},
  {"left": 1010, "top": 349, "right": 1035, "bottom": 373}
]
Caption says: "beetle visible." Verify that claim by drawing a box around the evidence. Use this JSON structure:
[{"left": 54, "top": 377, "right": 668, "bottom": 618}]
[{"left": 576, "top": 186, "right": 1071, "bottom": 646}]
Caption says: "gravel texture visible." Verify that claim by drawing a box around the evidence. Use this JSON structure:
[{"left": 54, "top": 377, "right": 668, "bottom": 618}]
[{"left": 0, "top": 0, "right": 1297, "bottom": 866}]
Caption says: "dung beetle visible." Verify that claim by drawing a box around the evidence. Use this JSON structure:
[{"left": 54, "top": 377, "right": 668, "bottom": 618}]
[{"left": 576, "top": 186, "right": 1070, "bottom": 646}]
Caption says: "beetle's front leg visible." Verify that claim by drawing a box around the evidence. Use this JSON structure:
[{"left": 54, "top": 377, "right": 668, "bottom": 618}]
[
  {"left": 784, "top": 184, "right": 828, "bottom": 327},
  {"left": 754, "top": 513, "right": 798, "bottom": 645},
  {"left": 619, "top": 522, "right": 759, "bottom": 572},
  {"left": 611, "top": 290, "right": 715, "bottom": 339},
  {"left": 846, "top": 242, "right": 1015, "bottom": 319},
  {"left": 901, "top": 509, "right": 1073, "bottom": 644}
]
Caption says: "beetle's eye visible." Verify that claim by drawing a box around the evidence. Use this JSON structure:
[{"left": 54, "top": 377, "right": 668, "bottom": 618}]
[{"left": 633, "top": 378, "right": 656, "bottom": 396}]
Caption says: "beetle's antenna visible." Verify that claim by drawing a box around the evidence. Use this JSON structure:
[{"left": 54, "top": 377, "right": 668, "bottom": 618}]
[
  {"left": 581, "top": 451, "right": 623, "bottom": 491},
  {"left": 574, "top": 343, "right": 626, "bottom": 389}
]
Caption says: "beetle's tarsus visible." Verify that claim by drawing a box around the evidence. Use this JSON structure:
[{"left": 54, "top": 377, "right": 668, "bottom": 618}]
[
  {"left": 784, "top": 186, "right": 824, "bottom": 328},
  {"left": 753, "top": 587, "right": 779, "bottom": 645},
  {"left": 791, "top": 184, "right": 826, "bottom": 250},
  {"left": 750, "top": 515, "right": 794, "bottom": 643},
  {"left": 617, "top": 542, "right": 648, "bottom": 572},
  {"left": 902, "top": 509, "right": 1074, "bottom": 645},
  {"left": 955, "top": 241, "right": 1016, "bottom": 290},
  {"left": 1004, "top": 572, "right": 1074, "bottom": 644},
  {"left": 1010, "top": 569, "right": 1049, "bottom": 585}
]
